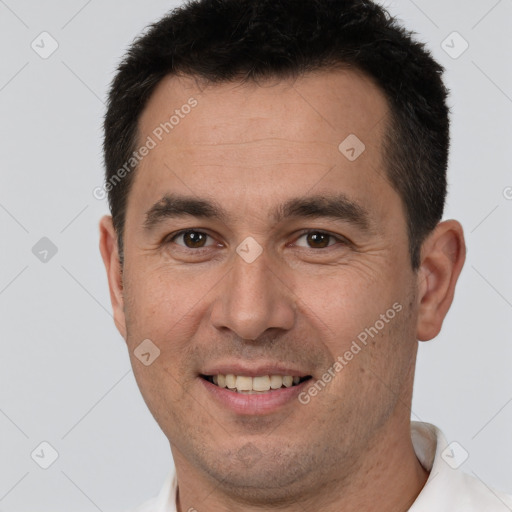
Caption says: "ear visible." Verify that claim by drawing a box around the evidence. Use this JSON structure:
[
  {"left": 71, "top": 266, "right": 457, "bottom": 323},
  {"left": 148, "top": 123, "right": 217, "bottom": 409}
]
[
  {"left": 416, "top": 220, "right": 466, "bottom": 341},
  {"left": 99, "top": 215, "right": 127, "bottom": 340}
]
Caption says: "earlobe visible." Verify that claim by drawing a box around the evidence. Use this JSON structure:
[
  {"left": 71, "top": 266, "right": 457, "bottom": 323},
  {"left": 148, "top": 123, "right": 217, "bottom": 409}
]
[
  {"left": 98, "top": 215, "right": 127, "bottom": 340},
  {"left": 416, "top": 220, "right": 466, "bottom": 341}
]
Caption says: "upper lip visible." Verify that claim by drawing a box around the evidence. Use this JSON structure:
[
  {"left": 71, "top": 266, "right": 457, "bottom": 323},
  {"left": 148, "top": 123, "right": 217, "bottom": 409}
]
[{"left": 200, "top": 362, "right": 311, "bottom": 378}]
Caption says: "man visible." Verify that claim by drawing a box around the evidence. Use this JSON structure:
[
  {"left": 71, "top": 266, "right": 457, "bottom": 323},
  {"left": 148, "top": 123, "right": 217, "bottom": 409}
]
[{"left": 98, "top": 0, "right": 512, "bottom": 510}]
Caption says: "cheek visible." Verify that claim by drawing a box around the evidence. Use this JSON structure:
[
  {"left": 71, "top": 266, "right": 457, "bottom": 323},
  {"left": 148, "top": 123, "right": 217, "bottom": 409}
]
[
  {"left": 292, "top": 267, "right": 399, "bottom": 345},
  {"left": 123, "top": 264, "right": 209, "bottom": 340},
  {"left": 130, "top": 358, "right": 190, "bottom": 441}
]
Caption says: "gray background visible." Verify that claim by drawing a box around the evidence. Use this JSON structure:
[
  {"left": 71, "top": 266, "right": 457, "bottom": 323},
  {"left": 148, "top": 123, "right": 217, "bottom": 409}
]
[{"left": 0, "top": 0, "right": 511, "bottom": 510}]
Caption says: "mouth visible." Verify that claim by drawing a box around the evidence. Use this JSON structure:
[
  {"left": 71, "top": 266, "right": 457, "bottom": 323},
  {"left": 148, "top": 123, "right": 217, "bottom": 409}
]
[{"left": 200, "top": 374, "right": 312, "bottom": 394}]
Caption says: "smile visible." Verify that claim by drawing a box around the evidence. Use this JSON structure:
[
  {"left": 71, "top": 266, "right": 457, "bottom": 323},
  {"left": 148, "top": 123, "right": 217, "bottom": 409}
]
[{"left": 201, "top": 374, "right": 312, "bottom": 393}]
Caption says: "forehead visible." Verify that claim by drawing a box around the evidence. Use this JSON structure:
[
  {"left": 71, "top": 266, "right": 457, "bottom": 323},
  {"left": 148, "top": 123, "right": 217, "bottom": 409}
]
[
  {"left": 139, "top": 69, "right": 388, "bottom": 146},
  {"left": 128, "top": 69, "right": 399, "bottom": 231}
]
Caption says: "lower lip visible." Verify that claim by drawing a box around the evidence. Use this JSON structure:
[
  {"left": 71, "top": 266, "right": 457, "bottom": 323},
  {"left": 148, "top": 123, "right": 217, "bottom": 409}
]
[{"left": 200, "top": 377, "right": 311, "bottom": 415}]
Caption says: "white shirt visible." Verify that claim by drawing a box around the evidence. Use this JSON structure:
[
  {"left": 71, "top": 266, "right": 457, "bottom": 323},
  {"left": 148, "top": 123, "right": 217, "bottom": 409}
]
[{"left": 129, "top": 421, "right": 512, "bottom": 512}]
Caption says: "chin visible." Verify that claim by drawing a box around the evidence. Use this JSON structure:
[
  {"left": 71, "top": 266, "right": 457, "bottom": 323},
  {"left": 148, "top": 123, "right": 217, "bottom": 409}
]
[
  {"left": 211, "top": 466, "right": 311, "bottom": 506},
  {"left": 198, "top": 443, "right": 315, "bottom": 500}
]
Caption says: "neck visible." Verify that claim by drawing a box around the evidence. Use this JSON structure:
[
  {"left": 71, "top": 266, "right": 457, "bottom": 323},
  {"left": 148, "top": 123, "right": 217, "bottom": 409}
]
[{"left": 173, "top": 414, "right": 429, "bottom": 512}]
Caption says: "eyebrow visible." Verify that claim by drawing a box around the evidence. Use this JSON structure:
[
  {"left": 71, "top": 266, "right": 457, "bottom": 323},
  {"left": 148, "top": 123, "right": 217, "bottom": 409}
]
[{"left": 143, "top": 193, "right": 372, "bottom": 232}]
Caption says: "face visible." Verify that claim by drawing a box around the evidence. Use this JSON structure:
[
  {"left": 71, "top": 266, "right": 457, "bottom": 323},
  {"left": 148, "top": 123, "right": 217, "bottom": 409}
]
[{"left": 108, "top": 70, "right": 424, "bottom": 500}]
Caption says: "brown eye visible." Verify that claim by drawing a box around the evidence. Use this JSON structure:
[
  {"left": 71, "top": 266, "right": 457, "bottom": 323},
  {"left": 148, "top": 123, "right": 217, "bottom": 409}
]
[
  {"left": 171, "top": 230, "right": 213, "bottom": 249},
  {"left": 306, "top": 232, "right": 330, "bottom": 248},
  {"left": 295, "top": 231, "right": 340, "bottom": 249}
]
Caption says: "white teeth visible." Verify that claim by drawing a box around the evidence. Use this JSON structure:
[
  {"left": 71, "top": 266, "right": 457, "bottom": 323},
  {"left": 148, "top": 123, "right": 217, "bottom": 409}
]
[
  {"left": 235, "top": 376, "right": 252, "bottom": 391},
  {"left": 225, "top": 374, "right": 236, "bottom": 389},
  {"left": 282, "top": 376, "right": 293, "bottom": 388},
  {"left": 208, "top": 374, "right": 304, "bottom": 392},
  {"left": 270, "top": 375, "right": 283, "bottom": 389},
  {"left": 252, "top": 375, "right": 271, "bottom": 391}
]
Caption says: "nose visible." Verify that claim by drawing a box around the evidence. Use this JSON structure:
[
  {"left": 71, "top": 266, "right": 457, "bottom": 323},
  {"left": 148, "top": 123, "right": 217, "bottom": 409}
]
[{"left": 210, "top": 244, "right": 296, "bottom": 341}]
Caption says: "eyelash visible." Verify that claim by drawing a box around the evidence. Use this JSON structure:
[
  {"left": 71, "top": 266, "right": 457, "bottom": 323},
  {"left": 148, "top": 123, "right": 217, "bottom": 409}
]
[{"left": 164, "top": 229, "right": 349, "bottom": 250}]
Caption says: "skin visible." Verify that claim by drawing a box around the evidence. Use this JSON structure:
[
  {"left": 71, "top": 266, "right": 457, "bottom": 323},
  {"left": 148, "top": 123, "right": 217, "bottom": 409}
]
[{"left": 99, "top": 70, "right": 466, "bottom": 512}]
